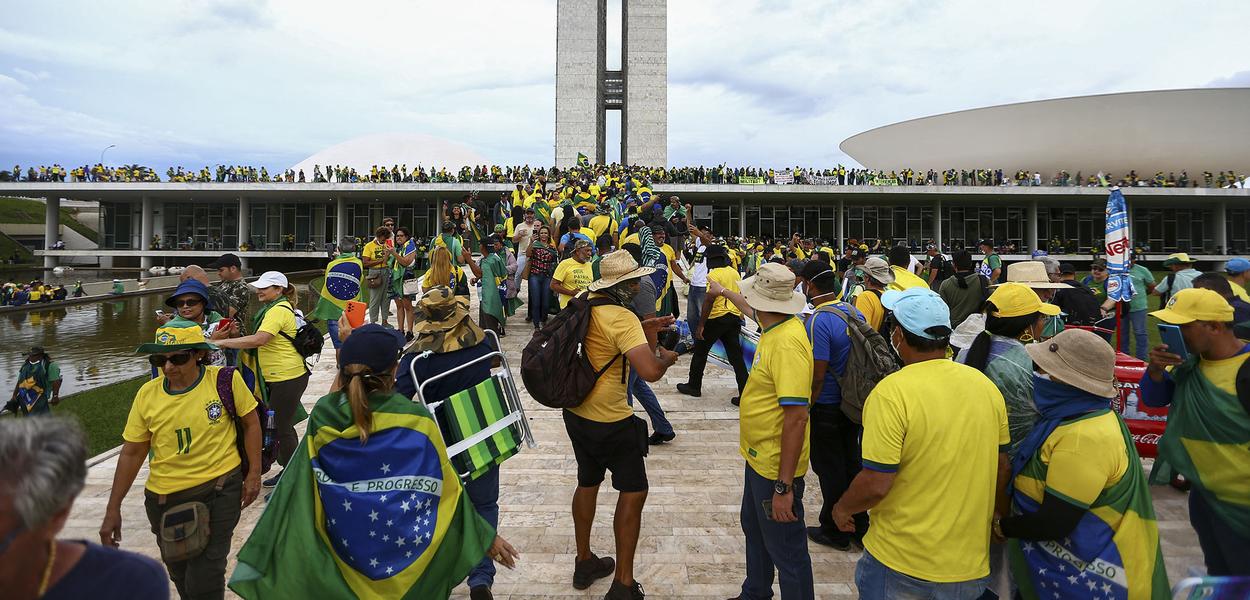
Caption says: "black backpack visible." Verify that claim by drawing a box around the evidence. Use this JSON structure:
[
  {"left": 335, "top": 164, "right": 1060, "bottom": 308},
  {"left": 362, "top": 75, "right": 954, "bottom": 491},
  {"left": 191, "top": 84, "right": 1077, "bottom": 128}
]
[
  {"left": 521, "top": 294, "right": 627, "bottom": 409},
  {"left": 277, "top": 304, "right": 325, "bottom": 358},
  {"left": 215, "top": 366, "right": 276, "bottom": 476}
]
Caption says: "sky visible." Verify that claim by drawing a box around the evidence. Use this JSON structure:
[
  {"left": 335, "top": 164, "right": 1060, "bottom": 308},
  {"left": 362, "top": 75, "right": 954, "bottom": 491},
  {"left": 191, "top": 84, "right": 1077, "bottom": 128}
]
[{"left": 1, "top": 0, "right": 1247, "bottom": 173}]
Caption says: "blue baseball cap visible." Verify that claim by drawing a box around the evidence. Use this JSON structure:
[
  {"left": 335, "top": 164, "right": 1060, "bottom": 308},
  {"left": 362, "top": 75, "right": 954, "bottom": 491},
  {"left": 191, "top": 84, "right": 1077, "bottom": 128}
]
[
  {"left": 339, "top": 324, "right": 405, "bottom": 373},
  {"left": 1226, "top": 258, "right": 1250, "bottom": 275},
  {"left": 881, "top": 287, "right": 952, "bottom": 340}
]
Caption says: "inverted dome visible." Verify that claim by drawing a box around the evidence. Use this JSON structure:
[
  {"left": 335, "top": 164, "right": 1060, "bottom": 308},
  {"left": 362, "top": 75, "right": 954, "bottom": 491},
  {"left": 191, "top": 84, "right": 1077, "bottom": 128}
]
[{"left": 290, "top": 133, "right": 489, "bottom": 174}]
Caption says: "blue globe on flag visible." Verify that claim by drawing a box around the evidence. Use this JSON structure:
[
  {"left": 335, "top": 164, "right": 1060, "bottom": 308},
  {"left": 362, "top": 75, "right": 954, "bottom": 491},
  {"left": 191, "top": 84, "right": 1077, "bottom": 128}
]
[{"left": 325, "top": 260, "right": 362, "bottom": 303}]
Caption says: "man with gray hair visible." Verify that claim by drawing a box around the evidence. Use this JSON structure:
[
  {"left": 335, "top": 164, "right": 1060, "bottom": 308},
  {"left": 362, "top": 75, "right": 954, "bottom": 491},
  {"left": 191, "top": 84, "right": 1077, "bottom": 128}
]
[{"left": 0, "top": 418, "right": 167, "bottom": 598}]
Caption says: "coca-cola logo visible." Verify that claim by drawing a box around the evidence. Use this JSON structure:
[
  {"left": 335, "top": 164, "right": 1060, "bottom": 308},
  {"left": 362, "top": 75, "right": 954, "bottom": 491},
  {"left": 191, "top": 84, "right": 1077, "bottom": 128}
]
[{"left": 1132, "top": 433, "right": 1162, "bottom": 445}]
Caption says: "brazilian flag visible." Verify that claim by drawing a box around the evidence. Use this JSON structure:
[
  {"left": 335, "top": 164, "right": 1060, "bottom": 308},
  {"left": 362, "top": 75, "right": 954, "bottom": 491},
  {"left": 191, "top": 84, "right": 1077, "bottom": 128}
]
[
  {"left": 577, "top": 152, "right": 591, "bottom": 167},
  {"left": 229, "top": 392, "right": 495, "bottom": 599},
  {"left": 310, "top": 254, "right": 363, "bottom": 321}
]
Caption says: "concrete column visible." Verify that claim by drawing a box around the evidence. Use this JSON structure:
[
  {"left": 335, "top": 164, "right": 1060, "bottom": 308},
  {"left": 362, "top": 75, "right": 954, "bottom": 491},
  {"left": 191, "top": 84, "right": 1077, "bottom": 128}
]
[
  {"left": 738, "top": 197, "right": 746, "bottom": 239},
  {"left": 237, "top": 196, "right": 250, "bottom": 274},
  {"left": 43, "top": 196, "right": 59, "bottom": 269},
  {"left": 1214, "top": 200, "right": 1227, "bottom": 255},
  {"left": 836, "top": 198, "right": 845, "bottom": 250},
  {"left": 933, "top": 198, "right": 942, "bottom": 251},
  {"left": 140, "top": 196, "right": 154, "bottom": 270},
  {"left": 336, "top": 195, "right": 347, "bottom": 242},
  {"left": 1026, "top": 199, "right": 1039, "bottom": 254}
]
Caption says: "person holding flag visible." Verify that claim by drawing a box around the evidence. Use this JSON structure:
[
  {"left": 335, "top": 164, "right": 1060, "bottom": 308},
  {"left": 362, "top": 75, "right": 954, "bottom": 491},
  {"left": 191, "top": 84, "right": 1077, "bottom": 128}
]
[
  {"left": 1102, "top": 187, "right": 1137, "bottom": 348},
  {"left": 309, "top": 236, "right": 364, "bottom": 354},
  {"left": 228, "top": 324, "right": 518, "bottom": 600}
]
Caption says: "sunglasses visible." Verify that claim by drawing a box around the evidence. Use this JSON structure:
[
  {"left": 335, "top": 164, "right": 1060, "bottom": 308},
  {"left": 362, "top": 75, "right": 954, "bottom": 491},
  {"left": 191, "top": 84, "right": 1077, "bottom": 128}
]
[
  {"left": 148, "top": 351, "right": 195, "bottom": 369},
  {"left": 171, "top": 298, "right": 203, "bottom": 308}
]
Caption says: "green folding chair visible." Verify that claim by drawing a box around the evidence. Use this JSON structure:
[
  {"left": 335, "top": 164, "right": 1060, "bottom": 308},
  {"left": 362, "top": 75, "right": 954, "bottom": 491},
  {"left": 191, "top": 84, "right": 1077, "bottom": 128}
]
[{"left": 409, "top": 330, "right": 536, "bottom": 481}]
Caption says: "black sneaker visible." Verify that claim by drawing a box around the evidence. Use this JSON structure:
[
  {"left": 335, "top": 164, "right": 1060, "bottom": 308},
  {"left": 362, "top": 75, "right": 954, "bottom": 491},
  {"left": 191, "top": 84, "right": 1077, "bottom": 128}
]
[
  {"left": 604, "top": 580, "right": 645, "bottom": 600},
  {"left": 573, "top": 553, "right": 616, "bottom": 590},
  {"left": 806, "top": 526, "right": 853, "bottom": 551},
  {"left": 648, "top": 432, "right": 676, "bottom": 445},
  {"left": 262, "top": 470, "right": 283, "bottom": 488},
  {"left": 469, "top": 585, "right": 493, "bottom": 600},
  {"left": 676, "top": 383, "right": 701, "bottom": 397}
]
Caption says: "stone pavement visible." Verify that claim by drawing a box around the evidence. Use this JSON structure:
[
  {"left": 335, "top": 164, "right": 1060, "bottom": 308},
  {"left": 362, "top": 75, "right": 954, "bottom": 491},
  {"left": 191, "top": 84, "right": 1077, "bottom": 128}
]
[{"left": 63, "top": 291, "right": 1204, "bottom": 599}]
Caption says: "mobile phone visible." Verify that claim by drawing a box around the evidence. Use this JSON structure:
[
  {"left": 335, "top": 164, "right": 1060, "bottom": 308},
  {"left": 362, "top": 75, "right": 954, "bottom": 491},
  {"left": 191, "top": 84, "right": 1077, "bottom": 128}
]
[
  {"left": 217, "top": 317, "right": 233, "bottom": 330},
  {"left": 154, "top": 310, "right": 166, "bottom": 317},
  {"left": 1157, "top": 324, "right": 1189, "bottom": 360}
]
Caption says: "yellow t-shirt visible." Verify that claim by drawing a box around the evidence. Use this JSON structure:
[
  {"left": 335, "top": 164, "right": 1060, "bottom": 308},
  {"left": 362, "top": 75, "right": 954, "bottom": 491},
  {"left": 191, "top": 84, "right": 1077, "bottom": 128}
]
[
  {"left": 588, "top": 214, "right": 616, "bottom": 241},
  {"left": 860, "top": 359, "right": 1009, "bottom": 582},
  {"left": 567, "top": 301, "right": 648, "bottom": 423},
  {"left": 1200, "top": 351, "right": 1250, "bottom": 395},
  {"left": 855, "top": 289, "right": 885, "bottom": 330},
  {"left": 622, "top": 232, "right": 640, "bottom": 247},
  {"left": 552, "top": 258, "right": 594, "bottom": 309},
  {"left": 1013, "top": 410, "right": 1127, "bottom": 509},
  {"left": 887, "top": 265, "right": 930, "bottom": 291},
  {"left": 707, "top": 266, "right": 743, "bottom": 320},
  {"left": 1230, "top": 282, "right": 1249, "bottom": 303},
  {"left": 123, "top": 366, "right": 257, "bottom": 494},
  {"left": 362, "top": 240, "right": 388, "bottom": 266},
  {"left": 257, "top": 301, "right": 306, "bottom": 383},
  {"left": 738, "top": 317, "right": 814, "bottom": 481}
]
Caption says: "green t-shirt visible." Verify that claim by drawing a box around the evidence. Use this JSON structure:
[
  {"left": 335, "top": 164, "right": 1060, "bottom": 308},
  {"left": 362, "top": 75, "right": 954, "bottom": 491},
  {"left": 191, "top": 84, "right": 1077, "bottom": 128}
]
[{"left": 1127, "top": 264, "right": 1155, "bottom": 312}]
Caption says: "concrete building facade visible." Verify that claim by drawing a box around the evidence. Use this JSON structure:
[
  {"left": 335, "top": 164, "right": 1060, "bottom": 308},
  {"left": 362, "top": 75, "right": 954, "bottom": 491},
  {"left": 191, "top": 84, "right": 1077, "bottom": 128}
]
[{"left": 555, "top": 0, "right": 667, "bottom": 168}]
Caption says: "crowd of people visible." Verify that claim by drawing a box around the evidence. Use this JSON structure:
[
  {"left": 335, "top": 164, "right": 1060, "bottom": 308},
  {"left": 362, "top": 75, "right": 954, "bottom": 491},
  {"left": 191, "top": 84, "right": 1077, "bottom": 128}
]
[
  {"left": 4, "top": 182, "right": 1250, "bottom": 599},
  {"left": 2, "top": 160, "right": 1244, "bottom": 189},
  {"left": 1, "top": 280, "right": 84, "bottom": 306}
]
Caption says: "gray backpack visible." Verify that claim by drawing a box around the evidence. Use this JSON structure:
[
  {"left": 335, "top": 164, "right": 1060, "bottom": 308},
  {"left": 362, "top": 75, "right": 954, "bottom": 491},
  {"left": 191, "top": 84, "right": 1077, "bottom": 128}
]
[{"left": 813, "top": 303, "right": 900, "bottom": 423}]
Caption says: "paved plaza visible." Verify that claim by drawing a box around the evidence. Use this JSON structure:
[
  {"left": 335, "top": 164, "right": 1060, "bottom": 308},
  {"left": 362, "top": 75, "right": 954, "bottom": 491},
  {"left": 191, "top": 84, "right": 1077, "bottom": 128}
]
[{"left": 63, "top": 290, "right": 1205, "bottom": 599}]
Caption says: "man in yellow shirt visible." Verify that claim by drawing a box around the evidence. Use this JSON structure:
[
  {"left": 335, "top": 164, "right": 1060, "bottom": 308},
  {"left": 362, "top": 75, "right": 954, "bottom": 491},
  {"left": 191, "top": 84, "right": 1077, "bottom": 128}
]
[
  {"left": 886, "top": 246, "right": 929, "bottom": 291},
  {"left": 1225, "top": 258, "right": 1250, "bottom": 302},
  {"left": 854, "top": 257, "right": 893, "bottom": 331},
  {"left": 677, "top": 245, "right": 749, "bottom": 402},
  {"left": 707, "top": 262, "right": 815, "bottom": 599},
  {"left": 562, "top": 251, "right": 678, "bottom": 599},
  {"left": 832, "top": 287, "right": 1009, "bottom": 598},
  {"left": 551, "top": 240, "right": 595, "bottom": 309}
]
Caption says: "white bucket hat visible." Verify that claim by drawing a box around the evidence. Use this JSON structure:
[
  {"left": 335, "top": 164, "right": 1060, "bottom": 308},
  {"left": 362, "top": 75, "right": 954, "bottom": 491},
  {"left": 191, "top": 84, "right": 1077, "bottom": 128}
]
[
  {"left": 740, "top": 262, "right": 806, "bottom": 314},
  {"left": 996, "top": 261, "right": 1067, "bottom": 289}
]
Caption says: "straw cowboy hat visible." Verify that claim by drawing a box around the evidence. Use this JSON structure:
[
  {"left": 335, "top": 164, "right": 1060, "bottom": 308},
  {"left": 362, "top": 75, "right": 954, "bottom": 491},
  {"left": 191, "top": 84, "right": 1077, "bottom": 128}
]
[
  {"left": 589, "top": 250, "right": 655, "bottom": 291},
  {"left": 408, "top": 286, "right": 485, "bottom": 354},
  {"left": 1025, "top": 328, "right": 1118, "bottom": 398},
  {"left": 996, "top": 261, "right": 1067, "bottom": 289},
  {"left": 741, "top": 262, "right": 806, "bottom": 314}
]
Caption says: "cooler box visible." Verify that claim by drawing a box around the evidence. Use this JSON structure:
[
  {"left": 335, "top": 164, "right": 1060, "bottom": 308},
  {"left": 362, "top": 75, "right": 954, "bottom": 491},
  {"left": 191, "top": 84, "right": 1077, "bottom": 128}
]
[{"left": 1109, "top": 352, "right": 1168, "bottom": 458}]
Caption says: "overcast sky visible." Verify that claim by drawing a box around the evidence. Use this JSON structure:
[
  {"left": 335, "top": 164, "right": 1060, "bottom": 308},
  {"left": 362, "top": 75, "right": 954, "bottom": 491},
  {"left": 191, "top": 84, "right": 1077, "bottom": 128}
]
[{"left": 2, "top": 0, "right": 1247, "bottom": 172}]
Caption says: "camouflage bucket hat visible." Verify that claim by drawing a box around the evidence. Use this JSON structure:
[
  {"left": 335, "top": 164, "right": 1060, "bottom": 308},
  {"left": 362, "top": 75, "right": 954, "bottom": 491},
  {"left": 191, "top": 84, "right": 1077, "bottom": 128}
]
[{"left": 408, "top": 286, "right": 485, "bottom": 353}]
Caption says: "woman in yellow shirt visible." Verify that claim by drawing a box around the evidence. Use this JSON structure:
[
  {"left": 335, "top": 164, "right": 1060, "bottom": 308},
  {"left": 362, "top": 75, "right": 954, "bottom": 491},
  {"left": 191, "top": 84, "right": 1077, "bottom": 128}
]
[
  {"left": 214, "top": 271, "right": 309, "bottom": 486},
  {"left": 551, "top": 239, "right": 595, "bottom": 309}
]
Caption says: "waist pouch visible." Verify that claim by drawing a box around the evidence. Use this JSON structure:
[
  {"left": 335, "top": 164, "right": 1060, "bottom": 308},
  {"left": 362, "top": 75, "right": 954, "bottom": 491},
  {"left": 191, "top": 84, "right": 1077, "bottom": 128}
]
[{"left": 158, "top": 500, "right": 211, "bottom": 562}]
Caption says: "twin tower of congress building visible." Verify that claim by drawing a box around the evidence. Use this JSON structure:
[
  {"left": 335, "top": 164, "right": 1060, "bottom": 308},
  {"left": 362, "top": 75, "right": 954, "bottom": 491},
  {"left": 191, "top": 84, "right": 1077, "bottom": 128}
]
[{"left": 2, "top": 0, "right": 1247, "bottom": 272}]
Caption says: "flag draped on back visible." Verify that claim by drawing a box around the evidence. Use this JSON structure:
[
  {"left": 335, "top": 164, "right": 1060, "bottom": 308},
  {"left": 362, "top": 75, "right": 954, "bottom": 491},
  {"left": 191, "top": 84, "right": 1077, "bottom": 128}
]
[
  {"left": 229, "top": 392, "right": 495, "bottom": 599},
  {"left": 1104, "top": 187, "right": 1135, "bottom": 303}
]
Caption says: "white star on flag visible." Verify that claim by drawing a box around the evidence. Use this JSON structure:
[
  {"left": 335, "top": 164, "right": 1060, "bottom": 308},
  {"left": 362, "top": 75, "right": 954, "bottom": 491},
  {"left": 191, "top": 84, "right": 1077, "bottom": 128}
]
[
  {"left": 396, "top": 537, "right": 406, "bottom": 547},
  {"left": 341, "top": 538, "right": 349, "bottom": 547},
  {"left": 369, "top": 558, "right": 378, "bottom": 568},
  {"left": 369, "top": 510, "right": 379, "bottom": 522},
  {"left": 381, "top": 463, "right": 391, "bottom": 474},
  {"left": 406, "top": 550, "right": 413, "bottom": 558},
  {"left": 380, "top": 494, "right": 388, "bottom": 503},
  {"left": 1101, "top": 583, "right": 1112, "bottom": 593},
  {"left": 386, "top": 567, "right": 393, "bottom": 575},
  {"left": 401, "top": 501, "right": 410, "bottom": 513},
  {"left": 369, "top": 530, "right": 376, "bottom": 538},
  {"left": 342, "top": 499, "right": 352, "bottom": 512},
  {"left": 386, "top": 519, "right": 394, "bottom": 527},
  {"left": 382, "top": 534, "right": 390, "bottom": 542},
  {"left": 1068, "top": 575, "right": 1078, "bottom": 584}
]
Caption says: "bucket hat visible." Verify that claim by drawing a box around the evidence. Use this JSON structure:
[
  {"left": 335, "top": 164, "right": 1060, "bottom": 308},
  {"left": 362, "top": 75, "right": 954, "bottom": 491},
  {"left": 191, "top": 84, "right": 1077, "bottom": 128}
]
[
  {"left": 589, "top": 250, "right": 655, "bottom": 291},
  {"left": 135, "top": 317, "right": 217, "bottom": 354},
  {"left": 1025, "top": 328, "right": 1117, "bottom": 398},
  {"left": 740, "top": 262, "right": 806, "bottom": 314}
]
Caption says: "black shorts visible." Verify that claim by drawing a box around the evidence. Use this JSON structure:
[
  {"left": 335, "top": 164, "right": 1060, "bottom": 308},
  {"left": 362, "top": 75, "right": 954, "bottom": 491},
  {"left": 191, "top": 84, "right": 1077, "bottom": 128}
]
[{"left": 562, "top": 410, "right": 649, "bottom": 492}]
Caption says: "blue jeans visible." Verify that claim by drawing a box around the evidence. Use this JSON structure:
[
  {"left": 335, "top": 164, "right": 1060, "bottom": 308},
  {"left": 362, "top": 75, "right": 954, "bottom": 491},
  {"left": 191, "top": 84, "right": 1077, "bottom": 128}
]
[
  {"left": 686, "top": 284, "right": 707, "bottom": 332},
  {"left": 855, "top": 550, "right": 989, "bottom": 600},
  {"left": 627, "top": 369, "right": 673, "bottom": 436},
  {"left": 739, "top": 464, "right": 814, "bottom": 600},
  {"left": 1119, "top": 309, "right": 1148, "bottom": 360},
  {"left": 464, "top": 465, "right": 501, "bottom": 588},
  {"left": 527, "top": 274, "right": 551, "bottom": 325},
  {"left": 326, "top": 317, "right": 342, "bottom": 350}
]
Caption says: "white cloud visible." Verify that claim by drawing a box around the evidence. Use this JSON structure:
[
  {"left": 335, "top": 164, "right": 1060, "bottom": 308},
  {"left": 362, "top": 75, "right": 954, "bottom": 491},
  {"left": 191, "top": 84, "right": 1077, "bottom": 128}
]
[{"left": 0, "top": 0, "right": 1246, "bottom": 171}]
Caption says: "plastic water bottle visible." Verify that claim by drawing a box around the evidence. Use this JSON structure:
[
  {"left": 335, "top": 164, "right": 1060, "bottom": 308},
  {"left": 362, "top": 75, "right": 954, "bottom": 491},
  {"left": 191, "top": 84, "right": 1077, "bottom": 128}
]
[{"left": 263, "top": 410, "right": 275, "bottom": 448}]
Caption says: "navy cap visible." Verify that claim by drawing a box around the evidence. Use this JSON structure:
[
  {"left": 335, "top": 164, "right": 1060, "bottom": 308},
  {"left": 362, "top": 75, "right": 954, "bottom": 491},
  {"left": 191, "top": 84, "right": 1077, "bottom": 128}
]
[
  {"left": 165, "top": 279, "right": 213, "bottom": 310},
  {"left": 339, "top": 324, "right": 405, "bottom": 374}
]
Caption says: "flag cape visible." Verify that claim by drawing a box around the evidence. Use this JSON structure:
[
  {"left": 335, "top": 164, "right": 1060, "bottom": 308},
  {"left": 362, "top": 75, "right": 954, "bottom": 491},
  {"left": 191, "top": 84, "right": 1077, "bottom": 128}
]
[
  {"left": 229, "top": 392, "right": 495, "bottom": 599},
  {"left": 1149, "top": 356, "right": 1250, "bottom": 537},
  {"left": 1010, "top": 410, "right": 1169, "bottom": 599},
  {"left": 312, "top": 255, "right": 363, "bottom": 320},
  {"left": 1104, "top": 188, "right": 1135, "bottom": 303}
]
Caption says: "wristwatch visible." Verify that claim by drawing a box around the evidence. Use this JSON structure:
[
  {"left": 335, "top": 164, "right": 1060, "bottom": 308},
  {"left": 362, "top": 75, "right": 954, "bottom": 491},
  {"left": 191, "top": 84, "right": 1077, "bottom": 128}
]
[{"left": 773, "top": 479, "right": 792, "bottom": 495}]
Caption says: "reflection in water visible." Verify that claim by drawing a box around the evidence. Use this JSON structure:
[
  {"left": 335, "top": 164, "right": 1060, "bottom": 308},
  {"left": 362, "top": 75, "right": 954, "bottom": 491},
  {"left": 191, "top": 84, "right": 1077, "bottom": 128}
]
[{"left": 0, "top": 277, "right": 317, "bottom": 395}]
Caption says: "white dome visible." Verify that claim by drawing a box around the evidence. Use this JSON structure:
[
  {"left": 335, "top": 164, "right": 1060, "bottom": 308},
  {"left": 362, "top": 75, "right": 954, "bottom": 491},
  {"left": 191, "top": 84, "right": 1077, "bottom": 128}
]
[{"left": 289, "top": 133, "right": 489, "bottom": 175}]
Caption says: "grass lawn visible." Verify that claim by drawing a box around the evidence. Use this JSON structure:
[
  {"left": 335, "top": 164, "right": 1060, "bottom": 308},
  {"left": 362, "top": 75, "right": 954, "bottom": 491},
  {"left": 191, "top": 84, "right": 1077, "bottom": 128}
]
[
  {"left": 56, "top": 376, "right": 146, "bottom": 456},
  {"left": 0, "top": 196, "right": 100, "bottom": 243}
]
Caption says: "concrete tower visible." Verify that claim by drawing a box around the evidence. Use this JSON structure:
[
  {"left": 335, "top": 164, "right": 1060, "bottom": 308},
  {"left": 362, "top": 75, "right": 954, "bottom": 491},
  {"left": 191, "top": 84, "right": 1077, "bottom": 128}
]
[{"left": 555, "top": 0, "right": 667, "bottom": 168}]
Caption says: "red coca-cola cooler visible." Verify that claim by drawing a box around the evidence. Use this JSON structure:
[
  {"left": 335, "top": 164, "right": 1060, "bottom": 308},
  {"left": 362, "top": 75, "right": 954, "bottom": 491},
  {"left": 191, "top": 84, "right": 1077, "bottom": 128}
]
[{"left": 1109, "top": 353, "right": 1167, "bottom": 458}]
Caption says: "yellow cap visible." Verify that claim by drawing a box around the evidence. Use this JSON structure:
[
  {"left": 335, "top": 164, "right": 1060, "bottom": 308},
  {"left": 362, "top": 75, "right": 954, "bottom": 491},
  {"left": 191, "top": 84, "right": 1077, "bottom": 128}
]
[
  {"left": 1150, "top": 288, "right": 1234, "bottom": 324},
  {"left": 1162, "top": 253, "right": 1193, "bottom": 266},
  {"left": 987, "top": 282, "right": 1061, "bottom": 318}
]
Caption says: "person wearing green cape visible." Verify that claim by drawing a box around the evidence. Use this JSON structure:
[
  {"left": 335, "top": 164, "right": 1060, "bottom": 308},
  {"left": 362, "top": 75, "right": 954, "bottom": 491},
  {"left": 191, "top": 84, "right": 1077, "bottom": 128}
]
[
  {"left": 997, "top": 328, "right": 1168, "bottom": 598},
  {"left": 1142, "top": 287, "right": 1250, "bottom": 575},
  {"left": 469, "top": 235, "right": 520, "bottom": 337}
]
